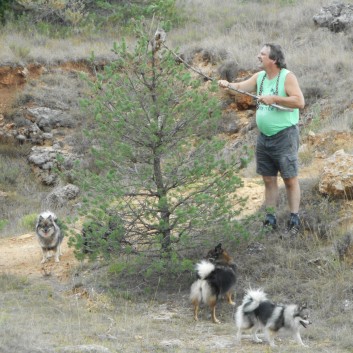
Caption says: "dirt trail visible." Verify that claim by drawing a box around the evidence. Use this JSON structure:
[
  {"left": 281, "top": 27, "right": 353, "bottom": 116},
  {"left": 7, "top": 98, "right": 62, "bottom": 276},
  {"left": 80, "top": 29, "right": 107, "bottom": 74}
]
[
  {"left": 0, "top": 178, "right": 265, "bottom": 284},
  {"left": 0, "top": 232, "right": 78, "bottom": 281},
  {"left": 0, "top": 152, "right": 331, "bottom": 286}
]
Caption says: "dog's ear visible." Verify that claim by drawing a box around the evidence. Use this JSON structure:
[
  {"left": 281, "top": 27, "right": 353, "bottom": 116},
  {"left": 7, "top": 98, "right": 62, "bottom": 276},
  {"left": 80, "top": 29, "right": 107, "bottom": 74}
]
[
  {"left": 299, "top": 302, "right": 307, "bottom": 310},
  {"left": 215, "top": 243, "right": 222, "bottom": 251}
]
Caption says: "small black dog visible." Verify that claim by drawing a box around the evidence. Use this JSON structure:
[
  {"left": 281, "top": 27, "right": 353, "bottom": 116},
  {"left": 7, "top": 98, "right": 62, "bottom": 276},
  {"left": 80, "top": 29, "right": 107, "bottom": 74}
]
[{"left": 190, "top": 243, "right": 237, "bottom": 323}]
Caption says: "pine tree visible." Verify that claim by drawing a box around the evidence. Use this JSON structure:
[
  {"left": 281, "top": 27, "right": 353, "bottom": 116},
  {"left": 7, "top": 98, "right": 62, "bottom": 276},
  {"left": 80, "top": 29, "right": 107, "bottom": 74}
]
[{"left": 72, "top": 30, "right": 247, "bottom": 265}]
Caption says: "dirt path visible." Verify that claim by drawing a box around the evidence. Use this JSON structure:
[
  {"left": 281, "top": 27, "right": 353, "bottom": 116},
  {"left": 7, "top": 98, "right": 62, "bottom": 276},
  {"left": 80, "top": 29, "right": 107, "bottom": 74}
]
[
  {"left": 0, "top": 177, "right": 266, "bottom": 284},
  {"left": 0, "top": 232, "right": 78, "bottom": 281}
]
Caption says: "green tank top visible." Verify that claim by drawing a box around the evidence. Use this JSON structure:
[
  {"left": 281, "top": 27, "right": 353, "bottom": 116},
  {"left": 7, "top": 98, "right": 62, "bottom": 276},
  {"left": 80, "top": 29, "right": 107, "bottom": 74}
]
[{"left": 256, "top": 69, "right": 299, "bottom": 136}]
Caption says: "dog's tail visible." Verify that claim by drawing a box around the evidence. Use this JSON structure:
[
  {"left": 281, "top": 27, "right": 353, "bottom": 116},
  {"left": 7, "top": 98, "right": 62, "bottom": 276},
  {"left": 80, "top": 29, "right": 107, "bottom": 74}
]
[
  {"left": 190, "top": 278, "right": 212, "bottom": 304},
  {"left": 241, "top": 288, "right": 268, "bottom": 313},
  {"left": 189, "top": 260, "right": 215, "bottom": 304},
  {"left": 195, "top": 260, "right": 215, "bottom": 279}
]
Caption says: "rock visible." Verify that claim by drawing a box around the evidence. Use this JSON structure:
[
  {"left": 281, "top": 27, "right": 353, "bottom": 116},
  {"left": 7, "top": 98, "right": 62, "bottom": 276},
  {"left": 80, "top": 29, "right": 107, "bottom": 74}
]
[
  {"left": 219, "top": 110, "right": 240, "bottom": 134},
  {"left": 46, "top": 184, "right": 80, "bottom": 208},
  {"left": 28, "top": 146, "right": 78, "bottom": 185},
  {"left": 16, "top": 134, "right": 26, "bottom": 144},
  {"left": 28, "top": 146, "right": 59, "bottom": 166},
  {"left": 27, "top": 107, "right": 74, "bottom": 132},
  {"left": 313, "top": 2, "right": 353, "bottom": 32},
  {"left": 319, "top": 149, "right": 353, "bottom": 198}
]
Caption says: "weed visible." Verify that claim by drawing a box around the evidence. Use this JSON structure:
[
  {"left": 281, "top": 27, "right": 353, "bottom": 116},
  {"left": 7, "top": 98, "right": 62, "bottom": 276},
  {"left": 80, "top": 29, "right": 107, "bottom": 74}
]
[
  {"left": 0, "top": 273, "right": 29, "bottom": 291},
  {"left": 20, "top": 213, "right": 38, "bottom": 231},
  {"left": 9, "top": 43, "right": 30, "bottom": 59}
]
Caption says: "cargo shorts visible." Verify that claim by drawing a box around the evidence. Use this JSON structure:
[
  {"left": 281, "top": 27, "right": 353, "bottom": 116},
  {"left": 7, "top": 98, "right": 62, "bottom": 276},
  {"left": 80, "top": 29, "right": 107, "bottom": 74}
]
[{"left": 256, "top": 125, "right": 299, "bottom": 179}]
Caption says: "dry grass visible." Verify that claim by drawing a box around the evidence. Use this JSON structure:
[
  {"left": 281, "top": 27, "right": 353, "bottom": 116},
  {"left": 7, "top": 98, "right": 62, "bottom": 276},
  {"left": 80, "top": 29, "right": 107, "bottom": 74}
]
[
  {"left": 170, "top": 0, "right": 353, "bottom": 120},
  {"left": 1, "top": 231, "right": 353, "bottom": 353},
  {"left": 0, "top": 144, "right": 52, "bottom": 235}
]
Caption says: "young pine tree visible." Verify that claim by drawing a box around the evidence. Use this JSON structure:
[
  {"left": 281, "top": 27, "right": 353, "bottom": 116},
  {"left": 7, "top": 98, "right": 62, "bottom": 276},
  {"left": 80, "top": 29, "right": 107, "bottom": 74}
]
[{"left": 72, "top": 30, "right": 248, "bottom": 264}]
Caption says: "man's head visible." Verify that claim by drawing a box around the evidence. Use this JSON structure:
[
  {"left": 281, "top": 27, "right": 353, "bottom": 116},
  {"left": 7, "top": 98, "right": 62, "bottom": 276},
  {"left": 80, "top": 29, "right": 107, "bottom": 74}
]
[{"left": 263, "top": 43, "right": 287, "bottom": 69}]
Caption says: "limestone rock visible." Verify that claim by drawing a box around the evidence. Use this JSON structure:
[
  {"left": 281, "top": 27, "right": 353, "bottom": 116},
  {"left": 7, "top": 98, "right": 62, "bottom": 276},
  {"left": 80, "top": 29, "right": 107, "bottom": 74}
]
[
  {"left": 319, "top": 149, "right": 353, "bottom": 198},
  {"left": 313, "top": 2, "right": 353, "bottom": 32}
]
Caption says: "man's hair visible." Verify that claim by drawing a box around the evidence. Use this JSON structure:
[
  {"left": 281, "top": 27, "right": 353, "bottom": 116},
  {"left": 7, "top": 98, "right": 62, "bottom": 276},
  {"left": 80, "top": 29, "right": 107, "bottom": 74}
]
[{"left": 264, "top": 43, "right": 287, "bottom": 69}]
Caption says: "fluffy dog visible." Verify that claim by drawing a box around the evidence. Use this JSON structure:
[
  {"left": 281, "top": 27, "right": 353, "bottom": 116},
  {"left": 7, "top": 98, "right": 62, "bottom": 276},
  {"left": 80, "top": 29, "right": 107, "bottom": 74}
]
[
  {"left": 235, "top": 288, "right": 311, "bottom": 347},
  {"left": 190, "top": 243, "right": 237, "bottom": 323},
  {"left": 35, "top": 211, "right": 63, "bottom": 263}
]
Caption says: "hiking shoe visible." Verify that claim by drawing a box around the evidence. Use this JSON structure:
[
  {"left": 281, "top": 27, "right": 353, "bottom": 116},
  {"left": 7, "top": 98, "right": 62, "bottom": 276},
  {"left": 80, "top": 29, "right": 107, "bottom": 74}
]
[
  {"left": 286, "top": 213, "right": 300, "bottom": 237},
  {"left": 263, "top": 213, "right": 277, "bottom": 230}
]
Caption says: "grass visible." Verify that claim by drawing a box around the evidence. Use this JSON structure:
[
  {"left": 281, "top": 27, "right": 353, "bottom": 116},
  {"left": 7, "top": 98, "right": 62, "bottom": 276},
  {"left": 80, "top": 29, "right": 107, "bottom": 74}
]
[
  {"left": 0, "top": 144, "right": 52, "bottom": 236},
  {"left": 1, "top": 231, "right": 353, "bottom": 353}
]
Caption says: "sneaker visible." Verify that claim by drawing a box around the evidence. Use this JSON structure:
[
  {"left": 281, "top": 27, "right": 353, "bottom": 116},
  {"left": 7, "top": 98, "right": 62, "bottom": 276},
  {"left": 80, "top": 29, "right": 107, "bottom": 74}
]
[
  {"left": 263, "top": 213, "right": 277, "bottom": 230},
  {"left": 286, "top": 213, "right": 300, "bottom": 236}
]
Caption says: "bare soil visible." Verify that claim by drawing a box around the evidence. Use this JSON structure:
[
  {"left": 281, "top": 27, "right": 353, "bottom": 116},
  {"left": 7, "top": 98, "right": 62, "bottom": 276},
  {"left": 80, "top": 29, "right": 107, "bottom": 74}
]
[{"left": 0, "top": 232, "right": 77, "bottom": 280}]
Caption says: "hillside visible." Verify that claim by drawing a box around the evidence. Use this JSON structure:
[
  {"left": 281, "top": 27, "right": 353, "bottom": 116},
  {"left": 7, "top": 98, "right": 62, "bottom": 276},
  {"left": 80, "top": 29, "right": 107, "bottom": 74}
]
[
  {"left": 1, "top": 1, "right": 353, "bottom": 352},
  {"left": 1, "top": 56, "right": 353, "bottom": 353}
]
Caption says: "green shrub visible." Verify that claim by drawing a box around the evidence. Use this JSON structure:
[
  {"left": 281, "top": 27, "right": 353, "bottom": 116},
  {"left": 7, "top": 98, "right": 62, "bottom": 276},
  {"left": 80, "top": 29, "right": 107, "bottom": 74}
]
[
  {"left": 0, "top": 0, "right": 12, "bottom": 23},
  {"left": 0, "top": 219, "right": 8, "bottom": 232},
  {"left": 20, "top": 213, "right": 38, "bottom": 231},
  {"left": 68, "top": 28, "right": 248, "bottom": 284}
]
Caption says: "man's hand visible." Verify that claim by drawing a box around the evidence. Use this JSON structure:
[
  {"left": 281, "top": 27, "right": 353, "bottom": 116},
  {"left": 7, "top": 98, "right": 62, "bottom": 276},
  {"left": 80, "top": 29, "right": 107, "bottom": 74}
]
[
  {"left": 258, "top": 95, "right": 277, "bottom": 106},
  {"left": 218, "top": 80, "right": 230, "bottom": 88}
]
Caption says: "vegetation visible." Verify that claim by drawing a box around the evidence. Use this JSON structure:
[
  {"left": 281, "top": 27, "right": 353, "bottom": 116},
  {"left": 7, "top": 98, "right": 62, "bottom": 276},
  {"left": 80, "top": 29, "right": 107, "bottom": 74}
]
[
  {"left": 0, "top": 0, "right": 183, "bottom": 36},
  {"left": 69, "top": 29, "right": 250, "bottom": 271}
]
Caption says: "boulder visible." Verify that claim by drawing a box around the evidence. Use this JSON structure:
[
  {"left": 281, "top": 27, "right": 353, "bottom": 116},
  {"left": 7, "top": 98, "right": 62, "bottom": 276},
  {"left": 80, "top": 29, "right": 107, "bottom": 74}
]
[
  {"left": 46, "top": 184, "right": 80, "bottom": 208},
  {"left": 319, "top": 149, "right": 353, "bottom": 198},
  {"left": 313, "top": 2, "right": 353, "bottom": 32},
  {"left": 27, "top": 107, "right": 74, "bottom": 132}
]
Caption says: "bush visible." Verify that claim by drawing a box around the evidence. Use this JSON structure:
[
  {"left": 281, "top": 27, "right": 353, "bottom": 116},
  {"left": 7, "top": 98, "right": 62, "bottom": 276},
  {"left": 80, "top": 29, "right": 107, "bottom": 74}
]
[
  {"left": 20, "top": 213, "right": 38, "bottom": 231},
  {"left": 69, "top": 28, "right": 248, "bottom": 272},
  {"left": 0, "top": 219, "right": 8, "bottom": 232}
]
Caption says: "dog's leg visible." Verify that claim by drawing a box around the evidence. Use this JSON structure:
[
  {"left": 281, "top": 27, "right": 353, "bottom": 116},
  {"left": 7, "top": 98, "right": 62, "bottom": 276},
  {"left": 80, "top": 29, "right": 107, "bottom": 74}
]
[
  {"left": 225, "top": 291, "right": 235, "bottom": 306},
  {"left": 235, "top": 328, "right": 242, "bottom": 344},
  {"left": 192, "top": 299, "right": 199, "bottom": 321},
  {"left": 54, "top": 247, "right": 60, "bottom": 262},
  {"left": 264, "top": 328, "right": 276, "bottom": 347},
  {"left": 252, "top": 331, "right": 263, "bottom": 343},
  {"left": 252, "top": 325, "right": 263, "bottom": 343},
  {"left": 293, "top": 331, "right": 308, "bottom": 347},
  {"left": 41, "top": 248, "right": 48, "bottom": 264},
  {"left": 209, "top": 297, "right": 220, "bottom": 324}
]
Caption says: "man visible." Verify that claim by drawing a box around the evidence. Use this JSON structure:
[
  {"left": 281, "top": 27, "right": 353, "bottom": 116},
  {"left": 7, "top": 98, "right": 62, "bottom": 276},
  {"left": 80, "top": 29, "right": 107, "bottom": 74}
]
[{"left": 218, "top": 43, "right": 305, "bottom": 235}]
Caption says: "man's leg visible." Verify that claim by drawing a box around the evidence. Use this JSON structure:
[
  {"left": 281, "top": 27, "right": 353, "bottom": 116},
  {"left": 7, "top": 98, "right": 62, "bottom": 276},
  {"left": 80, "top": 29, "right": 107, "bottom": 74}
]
[
  {"left": 283, "top": 176, "right": 301, "bottom": 235},
  {"left": 263, "top": 175, "right": 279, "bottom": 209},
  {"left": 283, "top": 176, "right": 300, "bottom": 213},
  {"left": 262, "top": 175, "right": 279, "bottom": 229}
]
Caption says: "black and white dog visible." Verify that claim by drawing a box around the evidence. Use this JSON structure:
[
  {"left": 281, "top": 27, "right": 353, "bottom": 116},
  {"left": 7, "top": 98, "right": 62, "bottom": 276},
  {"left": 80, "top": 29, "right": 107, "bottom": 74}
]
[
  {"left": 190, "top": 243, "right": 237, "bottom": 323},
  {"left": 235, "top": 288, "right": 311, "bottom": 347}
]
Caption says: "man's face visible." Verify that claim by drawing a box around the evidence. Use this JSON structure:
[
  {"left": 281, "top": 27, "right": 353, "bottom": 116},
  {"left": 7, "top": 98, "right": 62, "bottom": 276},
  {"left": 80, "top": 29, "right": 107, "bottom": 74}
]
[{"left": 257, "top": 46, "right": 274, "bottom": 69}]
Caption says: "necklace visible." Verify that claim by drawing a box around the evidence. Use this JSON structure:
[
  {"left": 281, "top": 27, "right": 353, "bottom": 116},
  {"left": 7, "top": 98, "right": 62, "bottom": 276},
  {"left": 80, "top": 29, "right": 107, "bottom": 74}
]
[{"left": 257, "top": 69, "right": 281, "bottom": 109}]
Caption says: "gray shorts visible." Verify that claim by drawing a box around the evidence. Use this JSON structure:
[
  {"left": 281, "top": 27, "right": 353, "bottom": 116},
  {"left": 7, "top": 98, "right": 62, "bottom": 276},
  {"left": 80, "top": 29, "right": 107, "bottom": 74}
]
[{"left": 256, "top": 125, "right": 299, "bottom": 178}]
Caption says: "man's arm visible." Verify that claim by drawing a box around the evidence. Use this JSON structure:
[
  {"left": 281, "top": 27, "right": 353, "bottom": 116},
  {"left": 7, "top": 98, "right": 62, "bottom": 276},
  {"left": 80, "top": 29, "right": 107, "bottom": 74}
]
[{"left": 218, "top": 73, "right": 259, "bottom": 94}]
